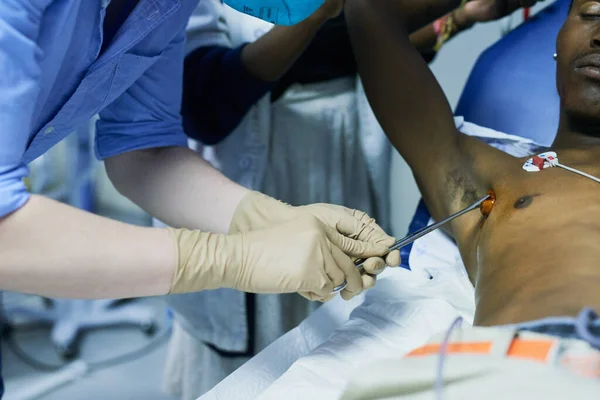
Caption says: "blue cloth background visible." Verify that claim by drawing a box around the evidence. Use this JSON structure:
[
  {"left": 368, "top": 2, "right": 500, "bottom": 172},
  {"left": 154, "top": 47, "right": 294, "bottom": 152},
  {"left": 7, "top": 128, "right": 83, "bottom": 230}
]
[{"left": 455, "top": 0, "right": 569, "bottom": 147}]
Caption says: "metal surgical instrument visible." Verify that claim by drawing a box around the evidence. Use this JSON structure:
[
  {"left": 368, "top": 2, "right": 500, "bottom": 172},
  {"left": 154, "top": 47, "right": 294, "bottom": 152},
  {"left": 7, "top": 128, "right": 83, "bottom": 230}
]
[{"left": 331, "top": 193, "right": 492, "bottom": 294}]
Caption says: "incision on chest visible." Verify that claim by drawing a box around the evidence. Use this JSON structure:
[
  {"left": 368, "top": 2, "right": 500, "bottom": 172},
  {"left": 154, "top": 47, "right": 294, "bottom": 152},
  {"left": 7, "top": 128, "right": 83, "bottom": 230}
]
[{"left": 479, "top": 190, "right": 496, "bottom": 217}]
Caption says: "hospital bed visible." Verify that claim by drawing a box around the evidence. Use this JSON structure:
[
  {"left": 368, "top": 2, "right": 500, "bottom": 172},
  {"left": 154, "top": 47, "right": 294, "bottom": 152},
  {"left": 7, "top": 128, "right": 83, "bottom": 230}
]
[{"left": 199, "top": 1, "right": 568, "bottom": 398}]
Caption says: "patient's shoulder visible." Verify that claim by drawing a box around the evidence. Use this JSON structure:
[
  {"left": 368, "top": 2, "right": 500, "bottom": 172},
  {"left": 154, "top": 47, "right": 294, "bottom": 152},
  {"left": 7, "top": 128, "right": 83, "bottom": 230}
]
[{"left": 454, "top": 117, "right": 545, "bottom": 158}]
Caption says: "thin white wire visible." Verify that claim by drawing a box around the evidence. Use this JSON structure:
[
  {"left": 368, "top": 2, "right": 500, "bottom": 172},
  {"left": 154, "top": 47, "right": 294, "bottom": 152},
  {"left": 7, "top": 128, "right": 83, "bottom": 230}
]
[{"left": 555, "top": 163, "right": 600, "bottom": 184}]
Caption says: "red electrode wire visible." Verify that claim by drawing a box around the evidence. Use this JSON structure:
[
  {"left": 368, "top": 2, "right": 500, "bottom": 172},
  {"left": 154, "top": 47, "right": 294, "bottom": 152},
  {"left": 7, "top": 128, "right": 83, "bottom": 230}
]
[{"left": 523, "top": 8, "right": 530, "bottom": 21}]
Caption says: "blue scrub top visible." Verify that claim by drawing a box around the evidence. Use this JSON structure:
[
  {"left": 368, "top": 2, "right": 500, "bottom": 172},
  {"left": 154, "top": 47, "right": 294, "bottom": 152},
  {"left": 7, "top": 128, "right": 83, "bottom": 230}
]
[
  {"left": 0, "top": 0, "right": 199, "bottom": 219},
  {"left": 0, "top": 0, "right": 200, "bottom": 396}
]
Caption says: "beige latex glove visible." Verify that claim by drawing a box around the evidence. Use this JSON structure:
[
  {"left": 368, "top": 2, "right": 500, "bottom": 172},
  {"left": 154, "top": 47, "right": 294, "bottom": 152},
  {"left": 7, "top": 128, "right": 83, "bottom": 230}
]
[
  {"left": 167, "top": 215, "right": 390, "bottom": 300},
  {"left": 229, "top": 191, "right": 401, "bottom": 298}
]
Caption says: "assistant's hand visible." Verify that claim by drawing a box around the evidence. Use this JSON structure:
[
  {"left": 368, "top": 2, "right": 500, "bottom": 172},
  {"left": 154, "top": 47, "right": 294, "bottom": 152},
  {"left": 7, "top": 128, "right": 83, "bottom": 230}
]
[
  {"left": 311, "top": 0, "right": 344, "bottom": 21},
  {"left": 459, "top": 0, "right": 540, "bottom": 24},
  {"left": 168, "top": 215, "right": 391, "bottom": 301},
  {"left": 229, "top": 191, "right": 401, "bottom": 298}
]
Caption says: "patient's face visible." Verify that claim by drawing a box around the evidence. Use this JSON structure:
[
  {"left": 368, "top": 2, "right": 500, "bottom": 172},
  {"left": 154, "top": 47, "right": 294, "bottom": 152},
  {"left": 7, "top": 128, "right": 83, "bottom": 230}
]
[{"left": 557, "top": 0, "right": 600, "bottom": 127}]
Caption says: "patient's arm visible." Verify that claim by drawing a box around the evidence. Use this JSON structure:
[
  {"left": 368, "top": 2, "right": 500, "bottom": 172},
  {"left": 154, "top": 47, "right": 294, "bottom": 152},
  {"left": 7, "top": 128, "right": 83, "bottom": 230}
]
[{"left": 346, "top": 0, "right": 514, "bottom": 231}]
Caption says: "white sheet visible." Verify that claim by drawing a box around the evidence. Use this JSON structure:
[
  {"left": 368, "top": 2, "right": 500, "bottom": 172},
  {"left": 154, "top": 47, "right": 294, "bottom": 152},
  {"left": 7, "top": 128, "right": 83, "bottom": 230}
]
[
  {"left": 200, "top": 259, "right": 476, "bottom": 400},
  {"left": 199, "top": 294, "right": 366, "bottom": 400},
  {"left": 256, "top": 262, "right": 475, "bottom": 399}
]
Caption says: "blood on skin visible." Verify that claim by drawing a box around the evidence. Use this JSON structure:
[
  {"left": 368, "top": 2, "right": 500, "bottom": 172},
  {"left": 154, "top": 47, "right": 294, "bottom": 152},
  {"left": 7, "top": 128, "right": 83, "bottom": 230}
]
[{"left": 480, "top": 190, "right": 496, "bottom": 217}]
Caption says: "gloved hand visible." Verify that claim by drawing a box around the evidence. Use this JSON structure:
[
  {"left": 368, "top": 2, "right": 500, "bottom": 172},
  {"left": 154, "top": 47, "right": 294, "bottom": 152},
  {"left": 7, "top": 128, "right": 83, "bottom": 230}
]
[
  {"left": 167, "top": 214, "right": 391, "bottom": 301},
  {"left": 229, "top": 191, "right": 401, "bottom": 295}
]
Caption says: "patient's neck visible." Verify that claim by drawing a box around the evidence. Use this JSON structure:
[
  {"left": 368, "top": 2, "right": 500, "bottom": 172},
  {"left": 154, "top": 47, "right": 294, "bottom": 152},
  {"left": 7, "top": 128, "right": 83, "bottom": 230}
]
[{"left": 553, "top": 113, "right": 600, "bottom": 149}]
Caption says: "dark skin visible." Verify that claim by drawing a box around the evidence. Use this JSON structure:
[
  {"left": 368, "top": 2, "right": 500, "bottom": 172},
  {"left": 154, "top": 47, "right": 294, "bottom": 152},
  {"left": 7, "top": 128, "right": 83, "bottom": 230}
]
[
  {"left": 346, "top": 0, "right": 600, "bottom": 325},
  {"left": 101, "top": 0, "right": 140, "bottom": 55}
]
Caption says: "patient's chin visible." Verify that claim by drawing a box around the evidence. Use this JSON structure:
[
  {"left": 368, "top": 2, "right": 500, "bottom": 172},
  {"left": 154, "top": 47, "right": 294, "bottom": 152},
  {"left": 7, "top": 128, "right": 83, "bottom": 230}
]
[
  {"left": 573, "top": 86, "right": 600, "bottom": 108},
  {"left": 583, "top": 130, "right": 600, "bottom": 138},
  {"left": 568, "top": 113, "right": 600, "bottom": 137},
  {"left": 562, "top": 102, "right": 600, "bottom": 137}
]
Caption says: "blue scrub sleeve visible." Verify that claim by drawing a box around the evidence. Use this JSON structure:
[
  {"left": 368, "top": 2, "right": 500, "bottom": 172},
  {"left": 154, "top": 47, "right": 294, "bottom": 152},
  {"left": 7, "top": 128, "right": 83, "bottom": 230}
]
[
  {"left": 0, "top": 0, "right": 51, "bottom": 218},
  {"left": 181, "top": 44, "right": 275, "bottom": 145}
]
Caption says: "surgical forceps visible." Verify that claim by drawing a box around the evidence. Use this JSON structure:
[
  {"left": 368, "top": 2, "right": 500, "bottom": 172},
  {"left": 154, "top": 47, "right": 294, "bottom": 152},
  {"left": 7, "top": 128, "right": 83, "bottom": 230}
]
[{"left": 331, "top": 193, "right": 492, "bottom": 294}]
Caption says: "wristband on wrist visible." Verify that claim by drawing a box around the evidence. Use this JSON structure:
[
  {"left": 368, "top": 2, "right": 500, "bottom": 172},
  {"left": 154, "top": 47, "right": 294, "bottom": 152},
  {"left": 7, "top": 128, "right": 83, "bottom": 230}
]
[
  {"left": 433, "top": 0, "right": 469, "bottom": 52},
  {"left": 433, "top": 14, "right": 457, "bottom": 51}
]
